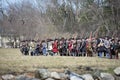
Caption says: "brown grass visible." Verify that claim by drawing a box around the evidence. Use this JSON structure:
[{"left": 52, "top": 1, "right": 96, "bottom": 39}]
[{"left": 0, "top": 48, "right": 120, "bottom": 74}]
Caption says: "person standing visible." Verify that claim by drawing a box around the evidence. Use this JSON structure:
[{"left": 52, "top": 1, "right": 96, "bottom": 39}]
[
  {"left": 80, "top": 39, "right": 86, "bottom": 56},
  {"left": 68, "top": 39, "right": 73, "bottom": 56},
  {"left": 42, "top": 40, "right": 48, "bottom": 56},
  {"left": 47, "top": 39, "right": 53, "bottom": 56},
  {"left": 104, "top": 37, "right": 111, "bottom": 58},
  {"left": 97, "top": 41, "right": 106, "bottom": 58},
  {"left": 29, "top": 40, "right": 35, "bottom": 56},
  {"left": 52, "top": 39, "right": 58, "bottom": 56}
]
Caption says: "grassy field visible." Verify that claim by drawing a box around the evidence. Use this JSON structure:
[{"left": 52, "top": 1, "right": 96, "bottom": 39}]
[{"left": 0, "top": 48, "right": 120, "bottom": 75}]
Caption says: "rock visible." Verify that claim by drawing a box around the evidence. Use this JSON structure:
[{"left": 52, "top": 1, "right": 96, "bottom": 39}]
[
  {"left": 15, "top": 75, "right": 27, "bottom": 80},
  {"left": 114, "top": 67, "right": 120, "bottom": 76},
  {"left": 59, "top": 73, "right": 68, "bottom": 79},
  {"left": 113, "top": 74, "right": 120, "bottom": 80},
  {"left": 65, "top": 70, "right": 84, "bottom": 80},
  {"left": 1, "top": 74, "right": 15, "bottom": 80},
  {"left": 93, "top": 70, "right": 101, "bottom": 80},
  {"left": 82, "top": 74, "right": 94, "bottom": 80},
  {"left": 45, "top": 78, "right": 54, "bottom": 80},
  {"left": 31, "top": 78, "right": 40, "bottom": 80},
  {"left": 70, "top": 76, "right": 83, "bottom": 80},
  {"left": 24, "top": 73, "right": 34, "bottom": 78},
  {"left": 100, "top": 73, "right": 115, "bottom": 80},
  {"left": 16, "top": 75, "right": 40, "bottom": 80},
  {"left": 35, "top": 69, "right": 50, "bottom": 79},
  {"left": 51, "top": 72, "right": 61, "bottom": 79}
]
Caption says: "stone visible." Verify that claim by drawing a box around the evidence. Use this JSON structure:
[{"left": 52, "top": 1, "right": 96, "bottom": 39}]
[
  {"left": 59, "top": 73, "right": 68, "bottom": 79},
  {"left": 16, "top": 75, "right": 40, "bottom": 80},
  {"left": 100, "top": 73, "right": 115, "bottom": 80},
  {"left": 114, "top": 67, "right": 120, "bottom": 76},
  {"left": 45, "top": 78, "right": 54, "bottom": 80},
  {"left": 15, "top": 75, "right": 27, "bottom": 80},
  {"left": 93, "top": 70, "right": 101, "bottom": 80},
  {"left": 82, "top": 74, "right": 94, "bottom": 80},
  {"left": 113, "top": 74, "right": 120, "bottom": 80},
  {"left": 31, "top": 78, "right": 40, "bottom": 80},
  {"left": 65, "top": 70, "right": 84, "bottom": 80},
  {"left": 1, "top": 74, "right": 15, "bottom": 80},
  {"left": 35, "top": 69, "right": 51, "bottom": 79},
  {"left": 24, "top": 73, "right": 34, "bottom": 78},
  {"left": 51, "top": 72, "right": 61, "bottom": 79},
  {"left": 70, "top": 76, "right": 83, "bottom": 80}
]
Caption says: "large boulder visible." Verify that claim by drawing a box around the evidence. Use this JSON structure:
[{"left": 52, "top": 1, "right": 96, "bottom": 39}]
[
  {"left": 1, "top": 74, "right": 15, "bottom": 80},
  {"left": 82, "top": 74, "right": 94, "bottom": 80},
  {"left": 35, "top": 69, "right": 51, "bottom": 79},
  {"left": 50, "top": 72, "right": 61, "bottom": 79},
  {"left": 114, "top": 67, "right": 120, "bottom": 76},
  {"left": 100, "top": 73, "right": 115, "bottom": 80}
]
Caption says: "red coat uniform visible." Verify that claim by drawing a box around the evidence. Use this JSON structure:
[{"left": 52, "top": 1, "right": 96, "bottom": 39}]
[
  {"left": 52, "top": 42, "right": 58, "bottom": 53},
  {"left": 68, "top": 41, "right": 73, "bottom": 51}
]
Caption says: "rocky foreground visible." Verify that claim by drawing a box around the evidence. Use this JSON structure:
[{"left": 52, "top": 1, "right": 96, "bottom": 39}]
[{"left": 1, "top": 67, "right": 120, "bottom": 80}]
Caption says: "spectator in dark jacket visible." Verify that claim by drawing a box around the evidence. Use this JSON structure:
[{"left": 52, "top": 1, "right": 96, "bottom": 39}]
[{"left": 97, "top": 42, "right": 106, "bottom": 57}]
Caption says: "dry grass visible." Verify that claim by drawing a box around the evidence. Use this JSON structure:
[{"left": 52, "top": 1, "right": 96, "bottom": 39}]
[{"left": 0, "top": 48, "right": 120, "bottom": 74}]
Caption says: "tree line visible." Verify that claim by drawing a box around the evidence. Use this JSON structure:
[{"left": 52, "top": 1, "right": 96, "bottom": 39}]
[{"left": 0, "top": 0, "right": 120, "bottom": 40}]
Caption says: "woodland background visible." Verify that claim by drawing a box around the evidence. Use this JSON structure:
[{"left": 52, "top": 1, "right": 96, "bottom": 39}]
[{"left": 0, "top": 0, "right": 120, "bottom": 39}]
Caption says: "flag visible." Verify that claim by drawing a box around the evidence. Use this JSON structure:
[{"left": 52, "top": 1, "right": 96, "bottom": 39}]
[{"left": 89, "top": 32, "right": 92, "bottom": 42}]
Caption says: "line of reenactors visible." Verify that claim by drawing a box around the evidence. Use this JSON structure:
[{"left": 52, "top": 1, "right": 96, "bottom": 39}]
[{"left": 20, "top": 37, "right": 120, "bottom": 59}]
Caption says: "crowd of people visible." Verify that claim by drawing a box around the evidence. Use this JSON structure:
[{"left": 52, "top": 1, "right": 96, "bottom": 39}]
[{"left": 20, "top": 37, "right": 120, "bottom": 59}]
